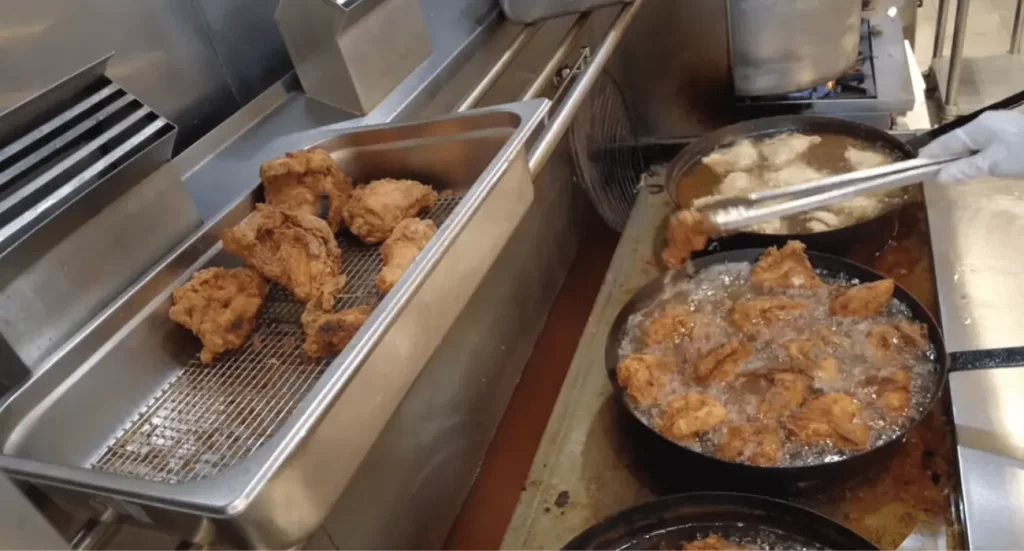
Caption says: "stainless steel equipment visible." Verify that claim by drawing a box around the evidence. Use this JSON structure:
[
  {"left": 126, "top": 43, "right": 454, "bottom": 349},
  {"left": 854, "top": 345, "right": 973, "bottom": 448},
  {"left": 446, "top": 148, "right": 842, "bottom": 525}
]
[
  {"left": 0, "top": 100, "right": 549, "bottom": 548},
  {"left": 727, "top": 0, "right": 862, "bottom": 97},
  {"left": 500, "top": 0, "right": 631, "bottom": 23},
  {"left": 0, "top": 55, "right": 191, "bottom": 392},
  {"left": 734, "top": 15, "right": 916, "bottom": 130},
  {"left": 0, "top": 476, "right": 67, "bottom": 549},
  {"left": 275, "top": 0, "right": 433, "bottom": 115}
]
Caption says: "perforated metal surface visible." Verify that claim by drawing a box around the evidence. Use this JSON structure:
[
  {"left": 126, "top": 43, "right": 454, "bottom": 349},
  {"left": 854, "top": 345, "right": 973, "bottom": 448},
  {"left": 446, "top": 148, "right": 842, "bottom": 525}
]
[{"left": 90, "top": 195, "right": 463, "bottom": 484}]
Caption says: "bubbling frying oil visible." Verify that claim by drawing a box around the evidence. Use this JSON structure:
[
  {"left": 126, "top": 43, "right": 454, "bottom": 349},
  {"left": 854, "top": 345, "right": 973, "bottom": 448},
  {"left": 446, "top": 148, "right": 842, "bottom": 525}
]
[{"left": 618, "top": 263, "right": 939, "bottom": 467}]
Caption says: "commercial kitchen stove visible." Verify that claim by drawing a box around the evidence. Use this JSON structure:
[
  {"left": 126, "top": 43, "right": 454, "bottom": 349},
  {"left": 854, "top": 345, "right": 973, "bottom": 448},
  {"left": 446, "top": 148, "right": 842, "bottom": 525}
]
[
  {"left": 501, "top": 166, "right": 962, "bottom": 550},
  {"left": 735, "top": 16, "right": 916, "bottom": 130}
]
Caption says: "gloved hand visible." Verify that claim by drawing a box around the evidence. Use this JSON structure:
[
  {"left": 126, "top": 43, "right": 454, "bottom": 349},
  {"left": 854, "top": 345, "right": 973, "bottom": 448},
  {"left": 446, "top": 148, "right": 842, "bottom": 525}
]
[{"left": 919, "top": 110, "right": 1024, "bottom": 183}]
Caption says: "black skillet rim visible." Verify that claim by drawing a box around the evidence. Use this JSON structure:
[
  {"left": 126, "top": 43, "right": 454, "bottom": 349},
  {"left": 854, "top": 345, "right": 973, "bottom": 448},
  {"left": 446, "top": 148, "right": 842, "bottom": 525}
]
[
  {"left": 563, "top": 491, "right": 879, "bottom": 550},
  {"left": 604, "top": 247, "right": 949, "bottom": 473}
]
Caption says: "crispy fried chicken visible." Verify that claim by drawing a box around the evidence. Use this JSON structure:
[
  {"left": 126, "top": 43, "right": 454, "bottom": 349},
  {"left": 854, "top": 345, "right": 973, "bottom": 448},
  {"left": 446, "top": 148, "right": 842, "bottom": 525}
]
[
  {"left": 715, "top": 422, "right": 783, "bottom": 466},
  {"left": 616, "top": 354, "right": 676, "bottom": 406},
  {"left": 300, "top": 303, "right": 372, "bottom": 358},
  {"left": 785, "top": 393, "right": 871, "bottom": 450},
  {"left": 375, "top": 218, "right": 437, "bottom": 293},
  {"left": 730, "top": 296, "right": 808, "bottom": 335},
  {"left": 342, "top": 178, "right": 437, "bottom": 244},
  {"left": 750, "top": 240, "right": 823, "bottom": 291},
  {"left": 222, "top": 205, "right": 345, "bottom": 309},
  {"left": 829, "top": 279, "right": 895, "bottom": 318},
  {"left": 169, "top": 267, "right": 268, "bottom": 363},
  {"left": 695, "top": 340, "right": 752, "bottom": 383},
  {"left": 662, "top": 209, "right": 714, "bottom": 269},
  {"left": 657, "top": 393, "right": 728, "bottom": 443},
  {"left": 259, "top": 149, "right": 352, "bottom": 232}
]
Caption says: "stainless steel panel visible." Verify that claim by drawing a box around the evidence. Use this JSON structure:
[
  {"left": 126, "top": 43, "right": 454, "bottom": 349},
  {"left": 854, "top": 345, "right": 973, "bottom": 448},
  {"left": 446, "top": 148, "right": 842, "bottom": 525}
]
[
  {"left": 606, "top": 0, "right": 732, "bottom": 139},
  {"left": 728, "top": 0, "right": 862, "bottom": 96},
  {"left": 193, "top": 0, "right": 292, "bottom": 105},
  {"left": 0, "top": 0, "right": 239, "bottom": 150},
  {"left": 276, "top": 0, "right": 433, "bottom": 115},
  {"left": 321, "top": 139, "right": 586, "bottom": 549},
  {"left": 950, "top": 367, "right": 1024, "bottom": 550},
  {"left": 0, "top": 476, "right": 67, "bottom": 549},
  {"left": 0, "top": 100, "right": 550, "bottom": 549},
  {"left": 924, "top": 178, "right": 1024, "bottom": 352},
  {"left": 499, "top": 0, "right": 630, "bottom": 23}
]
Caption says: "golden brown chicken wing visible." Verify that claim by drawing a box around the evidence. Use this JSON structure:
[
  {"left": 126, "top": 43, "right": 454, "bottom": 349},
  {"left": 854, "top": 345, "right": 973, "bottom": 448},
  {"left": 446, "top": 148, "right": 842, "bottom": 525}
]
[
  {"left": 643, "top": 304, "right": 697, "bottom": 348},
  {"left": 169, "top": 267, "right": 269, "bottom": 363},
  {"left": 759, "top": 371, "right": 811, "bottom": 420},
  {"left": 616, "top": 354, "right": 677, "bottom": 406},
  {"left": 662, "top": 209, "right": 714, "bottom": 269},
  {"left": 864, "top": 369, "right": 912, "bottom": 416},
  {"left": 695, "top": 340, "right": 752, "bottom": 383},
  {"left": 750, "top": 240, "right": 823, "bottom": 291},
  {"left": 785, "top": 393, "right": 870, "bottom": 450},
  {"left": 730, "top": 297, "right": 808, "bottom": 335},
  {"left": 375, "top": 218, "right": 437, "bottom": 293},
  {"left": 829, "top": 279, "right": 895, "bottom": 318},
  {"left": 342, "top": 179, "right": 438, "bottom": 244},
  {"left": 259, "top": 149, "right": 353, "bottom": 232},
  {"left": 715, "top": 422, "right": 783, "bottom": 466},
  {"left": 684, "top": 535, "right": 749, "bottom": 550},
  {"left": 300, "top": 303, "right": 373, "bottom": 358},
  {"left": 784, "top": 338, "right": 839, "bottom": 382},
  {"left": 221, "top": 205, "right": 345, "bottom": 309},
  {"left": 658, "top": 393, "right": 728, "bottom": 442}
]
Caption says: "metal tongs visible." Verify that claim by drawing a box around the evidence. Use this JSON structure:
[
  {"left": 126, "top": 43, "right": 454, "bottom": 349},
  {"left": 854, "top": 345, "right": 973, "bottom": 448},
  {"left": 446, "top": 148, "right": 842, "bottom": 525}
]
[{"left": 694, "top": 154, "right": 965, "bottom": 232}]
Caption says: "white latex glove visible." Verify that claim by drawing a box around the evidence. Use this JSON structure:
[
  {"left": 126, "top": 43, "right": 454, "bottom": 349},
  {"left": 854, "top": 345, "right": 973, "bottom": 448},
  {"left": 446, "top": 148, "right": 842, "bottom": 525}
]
[{"left": 919, "top": 110, "right": 1024, "bottom": 183}]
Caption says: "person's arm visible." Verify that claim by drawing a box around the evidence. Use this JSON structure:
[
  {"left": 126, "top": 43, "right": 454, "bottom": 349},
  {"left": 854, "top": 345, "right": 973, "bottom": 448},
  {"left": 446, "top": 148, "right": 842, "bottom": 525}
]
[{"left": 919, "top": 110, "right": 1024, "bottom": 183}]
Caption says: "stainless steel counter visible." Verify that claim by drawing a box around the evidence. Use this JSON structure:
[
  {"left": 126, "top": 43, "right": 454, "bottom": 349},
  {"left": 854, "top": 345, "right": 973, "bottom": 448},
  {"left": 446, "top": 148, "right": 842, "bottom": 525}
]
[{"left": 926, "top": 178, "right": 1024, "bottom": 550}]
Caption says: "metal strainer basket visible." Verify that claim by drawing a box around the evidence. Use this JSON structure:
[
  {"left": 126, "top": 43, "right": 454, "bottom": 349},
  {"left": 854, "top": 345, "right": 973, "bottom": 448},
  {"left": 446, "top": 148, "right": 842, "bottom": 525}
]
[{"left": 568, "top": 69, "right": 644, "bottom": 231}]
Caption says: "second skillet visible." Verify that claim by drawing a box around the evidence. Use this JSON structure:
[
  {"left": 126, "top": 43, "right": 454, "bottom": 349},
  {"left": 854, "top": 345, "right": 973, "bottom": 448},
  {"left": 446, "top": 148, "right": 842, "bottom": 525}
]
[
  {"left": 664, "top": 90, "right": 1024, "bottom": 253},
  {"left": 605, "top": 248, "right": 947, "bottom": 488}
]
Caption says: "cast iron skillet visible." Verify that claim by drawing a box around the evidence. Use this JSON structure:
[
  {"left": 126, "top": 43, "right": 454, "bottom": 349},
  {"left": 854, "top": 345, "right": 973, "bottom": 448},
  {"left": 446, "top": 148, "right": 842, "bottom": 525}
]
[
  {"left": 563, "top": 492, "right": 878, "bottom": 550},
  {"left": 664, "top": 90, "right": 1024, "bottom": 254},
  {"left": 605, "top": 248, "right": 946, "bottom": 487}
]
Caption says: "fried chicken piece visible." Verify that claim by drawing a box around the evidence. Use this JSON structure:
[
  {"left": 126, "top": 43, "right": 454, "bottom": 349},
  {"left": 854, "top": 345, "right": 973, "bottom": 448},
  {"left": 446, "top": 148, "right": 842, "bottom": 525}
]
[
  {"left": 750, "top": 241, "right": 823, "bottom": 291},
  {"left": 300, "top": 303, "right": 373, "bottom": 358},
  {"left": 829, "top": 279, "right": 895, "bottom": 318},
  {"left": 701, "top": 139, "right": 760, "bottom": 175},
  {"left": 616, "top": 354, "right": 677, "bottom": 406},
  {"left": 643, "top": 304, "right": 697, "bottom": 348},
  {"left": 169, "top": 267, "right": 268, "bottom": 363},
  {"left": 896, "top": 320, "right": 930, "bottom": 352},
  {"left": 342, "top": 178, "right": 437, "bottom": 244},
  {"left": 695, "top": 340, "right": 752, "bottom": 383},
  {"left": 375, "top": 218, "right": 437, "bottom": 293},
  {"left": 785, "top": 393, "right": 871, "bottom": 450},
  {"left": 784, "top": 338, "right": 839, "bottom": 382},
  {"left": 259, "top": 148, "right": 353, "bottom": 232},
  {"left": 866, "top": 322, "right": 927, "bottom": 359},
  {"left": 684, "top": 535, "right": 749, "bottom": 550},
  {"left": 759, "top": 371, "right": 811, "bottom": 420},
  {"left": 864, "top": 369, "right": 913, "bottom": 415},
  {"left": 662, "top": 209, "right": 715, "bottom": 269},
  {"left": 221, "top": 205, "right": 345, "bottom": 309},
  {"left": 730, "top": 297, "right": 808, "bottom": 335},
  {"left": 658, "top": 393, "right": 728, "bottom": 443},
  {"left": 715, "top": 423, "right": 783, "bottom": 466},
  {"left": 759, "top": 133, "right": 822, "bottom": 167}
]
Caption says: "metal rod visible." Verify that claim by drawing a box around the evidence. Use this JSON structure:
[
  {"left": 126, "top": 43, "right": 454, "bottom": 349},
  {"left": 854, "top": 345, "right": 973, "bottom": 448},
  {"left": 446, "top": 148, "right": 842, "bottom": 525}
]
[
  {"left": 933, "top": 0, "right": 952, "bottom": 59},
  {"left": 70, "top": 507, "right": 118, "bottom": 550},
  {"left": 945, "top": 0, "right": 973, "bottom": 109},
  {"left": 527, "top": 0, "right": 645, "bottom": 177},
  {"left": 1011, "top": 0, "right": 1024, "bottom": 54},
  {"left": 456, "top": 25, "right": 540, "bottom": 112},
  {"left": 519, "top": 13, "right": 591, "bottom": 101}
]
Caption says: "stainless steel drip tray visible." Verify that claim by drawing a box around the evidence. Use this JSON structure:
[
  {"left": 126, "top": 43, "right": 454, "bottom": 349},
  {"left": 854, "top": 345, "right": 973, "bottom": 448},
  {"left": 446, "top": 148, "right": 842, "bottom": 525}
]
[{"left": 0, "top": 99, "right": 549, "bottom": 548}]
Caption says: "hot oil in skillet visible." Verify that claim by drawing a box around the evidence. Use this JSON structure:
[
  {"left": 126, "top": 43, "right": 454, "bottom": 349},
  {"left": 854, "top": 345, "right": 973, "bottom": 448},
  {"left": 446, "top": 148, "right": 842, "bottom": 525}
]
[{"left": 675, "top": 134, "right": 904, "bottom": 234}]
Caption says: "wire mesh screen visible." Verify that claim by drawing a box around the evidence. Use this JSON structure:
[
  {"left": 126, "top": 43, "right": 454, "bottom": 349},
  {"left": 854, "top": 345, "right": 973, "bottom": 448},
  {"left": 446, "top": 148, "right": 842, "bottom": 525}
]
[{"left": 90, "top": 195, "right": 464, "bottom": 484}]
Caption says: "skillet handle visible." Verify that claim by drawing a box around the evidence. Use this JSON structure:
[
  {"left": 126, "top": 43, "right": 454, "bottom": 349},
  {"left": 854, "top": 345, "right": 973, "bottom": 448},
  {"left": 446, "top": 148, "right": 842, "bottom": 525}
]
[
  {"left": 949, "top": 346, "right": 1024, "bottom": 372},
  {"left": 905, "top": 88, "right": 1024, "bottom": 151}
]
